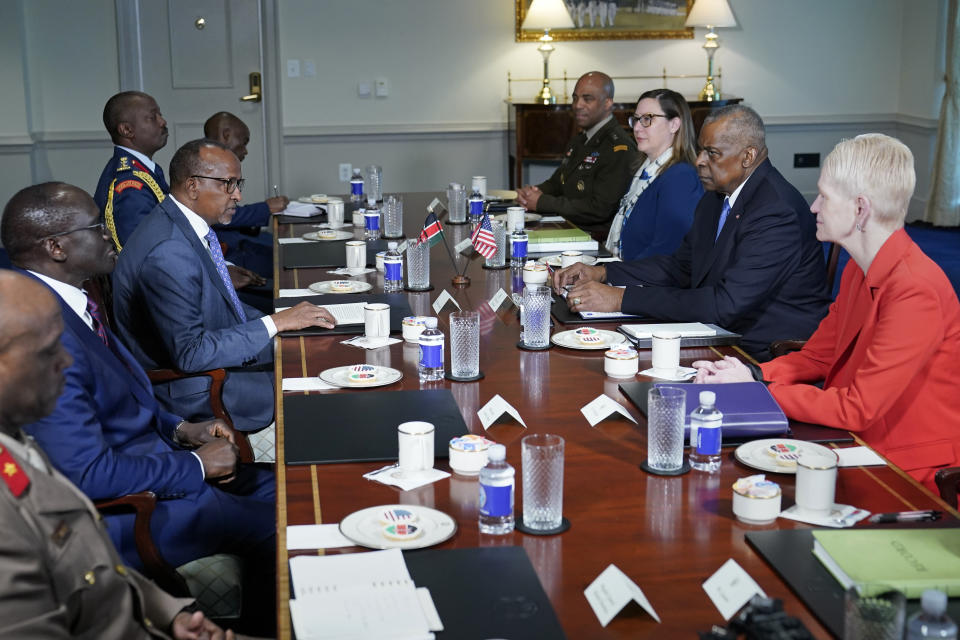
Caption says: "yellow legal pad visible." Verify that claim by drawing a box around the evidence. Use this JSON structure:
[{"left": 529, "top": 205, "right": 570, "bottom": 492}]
[{"left": 812, "top": 528, "right": 960, "bottom": 598}]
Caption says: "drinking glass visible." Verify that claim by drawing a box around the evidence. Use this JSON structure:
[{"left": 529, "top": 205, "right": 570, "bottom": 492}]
[
  {"left": 646, "top": 386, "right": 686, "bottom": 472},
  {"left": 407, "top": 239, "right": 431, "bottom": 290},
  {"left": 844, "top": 586, "right": 905, "bottom": 640},
  {"left": 447, "top": 184, "right": 467, "bottom": 223},
  {"left": 521, "top": 434, "right": 564, "bottom": 531},
  {"left": 521, "top": 284, "right": 551, "bottom": 348},
  {"left": 449, "top": 310, "right": 480, "bottom": 378},
  {"left": 382, "top": 194, "right": 403, "bottom": 238},
  {"left": 484, "top": 220, "right": 506, "bottom": 268},
  {"left": 364, "top": 164, "right": 382, "bottom": 204}
]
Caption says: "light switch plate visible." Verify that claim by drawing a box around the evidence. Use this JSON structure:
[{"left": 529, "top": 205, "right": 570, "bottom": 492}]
[
  {"left": 357, "top": 81, "right": 372, "bottom": 98},
  {"left": 286, "top": 59, "right": 300, "bottom": 78}
]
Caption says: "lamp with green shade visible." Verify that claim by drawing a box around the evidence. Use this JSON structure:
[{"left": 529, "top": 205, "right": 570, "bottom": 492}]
[
  {"left": 684, "top": 0, "right": 737, "bottom": 101},
  {"left": 522, "top": 0, "right": 575, "bottom": 104}
]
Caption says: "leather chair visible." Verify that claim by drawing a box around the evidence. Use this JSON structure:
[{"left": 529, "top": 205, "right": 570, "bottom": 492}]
[
  {"left": 935, "top": 467, "right": 960, "bottom": 509},
  {"left": 769, "top": 242, "right": 843, "bottom": 358}
]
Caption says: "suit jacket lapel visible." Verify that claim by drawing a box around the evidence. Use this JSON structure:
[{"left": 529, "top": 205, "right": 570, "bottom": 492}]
[
  {"left": 691, "top": 192, "right": 726, "bottom": 286},
  {"left": 161, "top": 199, "right": 244, "bottom": 322}
]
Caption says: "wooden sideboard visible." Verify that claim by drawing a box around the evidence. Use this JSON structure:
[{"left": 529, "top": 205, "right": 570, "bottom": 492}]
[{"left": 507, "top": 98, "right": 742, "bottom": 189}]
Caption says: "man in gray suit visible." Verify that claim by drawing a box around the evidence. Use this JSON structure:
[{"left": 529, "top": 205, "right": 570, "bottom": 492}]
[
  {"left": 113, "top": 139, "right": 335, "bottom": 431},
  {"left": 0, "top": 270, "right": 236, "bottom": 639}
]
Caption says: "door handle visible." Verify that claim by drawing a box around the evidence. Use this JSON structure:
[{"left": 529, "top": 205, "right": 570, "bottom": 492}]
[{"left": 240, "top": 71, "right": 262, "bottom": 102}]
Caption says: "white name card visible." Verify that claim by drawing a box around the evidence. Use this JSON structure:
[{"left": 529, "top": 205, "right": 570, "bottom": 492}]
[
  {"left": 432, "top": 289, "right": 461, "bottom": 314},
  {"left": 477, "top": 394, "right": 527, "bottom": 430},
  {"left": 702, "top": 559, "right": 767, "bottom": 621},
  {"left": 580, "top": 395, "right": 638, "bottom": 428},
  {"left": 584, "top": 564, "right": 660, "bottom": 627}
]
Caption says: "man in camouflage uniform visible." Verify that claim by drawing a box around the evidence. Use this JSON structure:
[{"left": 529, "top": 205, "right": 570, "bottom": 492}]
[{"left": 517, "top": 71, "right": 639, "bottom": 241}]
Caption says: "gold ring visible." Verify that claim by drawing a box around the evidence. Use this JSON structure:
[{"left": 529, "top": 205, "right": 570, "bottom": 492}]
[{"left": 572, "top": 297, "right": 581, "bottom": 305}]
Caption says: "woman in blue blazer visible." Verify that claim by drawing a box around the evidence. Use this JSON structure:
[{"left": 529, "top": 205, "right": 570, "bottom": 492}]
[{"left": 605, "top": 89, "right": 703, "bottom": 260}]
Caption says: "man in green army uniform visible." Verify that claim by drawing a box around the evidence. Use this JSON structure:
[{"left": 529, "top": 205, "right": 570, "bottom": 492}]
[{"left": 517, "top": 71, "right": 639, "bottom": 241}]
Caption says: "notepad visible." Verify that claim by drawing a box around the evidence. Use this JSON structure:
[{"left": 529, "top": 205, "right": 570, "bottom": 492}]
[
  {"left": 620, "top": 322, "right": 717, "bottom": 339},
  {"left": 319, "top": 302, "right": 365, "bottom": 325},
  {"left": 289, "top": 549, "right": 441, "bottom": 639},
  {"left": 812, "top": 528, "right": 960, "bottom": 597}
]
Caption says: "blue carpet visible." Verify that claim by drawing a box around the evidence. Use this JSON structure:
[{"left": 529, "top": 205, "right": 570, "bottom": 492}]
[{"left": 825, "top": 223, "right": 960, "bottom": 299}]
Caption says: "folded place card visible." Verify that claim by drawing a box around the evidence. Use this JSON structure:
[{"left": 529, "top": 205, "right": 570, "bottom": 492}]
[
  {"left": 454, "top": 237, "right": 473, "bottom": 254},
  {"left": 585, "top": 564, "right": 660, "bottom": 627},
  {"left": 702, "top": 559, "right": 766, "bottom": 621},
  {"left": 581, "top": 395, "right": 638, "bottom": 428},
  {"left": 432, "top": 289, "right": 461, "bottom": 314},
  {"left": 278, "top": 288, "right": 315, "bottom": 297},
  {"left": 478, "top": 394, "right": 526, "bottom": 430},
  {"left": 489, "top": 288, "right": 510, "bottom": 311}
]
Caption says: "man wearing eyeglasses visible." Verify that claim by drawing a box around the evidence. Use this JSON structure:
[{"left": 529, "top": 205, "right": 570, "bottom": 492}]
[
  {"left": 1, "top": 182, "right": 276, "bottom": 634},
  {"left": 113, "top": 139, "right": 336, "bottom": 432},
  {"left": 516, "top": 71, "right": 638, "bottom": 241}
]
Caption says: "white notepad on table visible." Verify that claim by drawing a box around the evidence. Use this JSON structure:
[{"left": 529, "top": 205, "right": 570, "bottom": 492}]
[{"left": 619, "top": 322, "right": 717, "bottom": 339}]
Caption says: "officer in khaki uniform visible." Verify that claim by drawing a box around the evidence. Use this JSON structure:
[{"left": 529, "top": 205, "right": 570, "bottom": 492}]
[
  {"left": 517, "top": 71, "right": 639, "bottom": 241},
  {"left": 0, "top": 271, "right": 237, "bottom": 639}
]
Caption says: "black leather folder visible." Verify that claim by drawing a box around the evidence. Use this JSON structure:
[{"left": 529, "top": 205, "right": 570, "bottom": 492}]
[
  {"left": 404, "top": 546, "right": 567, "bottom": 639},
  {"left": 273, "top": 293, "right": 412, "bottom": 337},
  {"left": 283, "top": 389, "right": 467, "bottom": 465},
  {"left": 281, "top": 237, "right": 388, "bottom": 269}
]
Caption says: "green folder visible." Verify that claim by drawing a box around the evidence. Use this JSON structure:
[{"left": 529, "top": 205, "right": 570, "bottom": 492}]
[
  {"left": 526, "top": 228, "right": 591, "bottom": 244},
  {"left": 812, "top": 528, "right": 960, "bottom": 597}
]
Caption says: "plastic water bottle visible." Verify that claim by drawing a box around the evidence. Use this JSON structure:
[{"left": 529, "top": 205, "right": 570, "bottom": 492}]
[
  {"left": 383, "top": 242, "right": 403, "bottom": 292},
  {"left": 690, "top": 391, "right": 723, "bottom": 471},
  {"left": 364, "top": 208, "right": 380, "bottom": 241},
  {"left": 468, "top": 189, "right": 484, "bottom": 226},
  {"left": 417, "top": 317, "right": 444, "bottom": 381},
  {"left": 510, "top": 222, "right": 528, "bottom": 268},
  {"left": 907, "top": 590, "right": 958, "bottom": 639},
  {"left": 349, "top": 167, "right": 363, "bottom": 202},
  {"left": 478, "top": 444, "right": 515, "bottom": 534}
]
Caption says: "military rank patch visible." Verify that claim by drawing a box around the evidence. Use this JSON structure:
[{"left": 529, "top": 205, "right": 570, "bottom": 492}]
[
  {"left": 613, "top": 145, "right": 629, "bottom": 152},
  {"left": 51, "top": 520, "right": 72, "bottom": 547},
  {"left": 115, "top": 180, "right": 143, "bottom": 193},
  {"left": 0, "top": 445, "right": 29, "bottom": 497},
  {"left": 577, "top": 180, "right": 585, "bottom": 192},
  {"left": 117, "top": 156, "right": 131, "bottom": 171}
]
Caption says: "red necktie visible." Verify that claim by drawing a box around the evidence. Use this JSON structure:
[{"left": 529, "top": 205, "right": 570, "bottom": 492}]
[{"left": 86, "top": 298, "right": 109, "bottom": 347}]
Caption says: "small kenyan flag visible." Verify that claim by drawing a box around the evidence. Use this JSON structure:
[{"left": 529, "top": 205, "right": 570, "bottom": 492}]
[{"left": 418, "top": 212, "right": 444, "bottom": 247}]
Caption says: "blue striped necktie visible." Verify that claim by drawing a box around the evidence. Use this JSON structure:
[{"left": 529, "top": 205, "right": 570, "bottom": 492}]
[
  {"left": 715, "top": 197, "right": 732, "bottom": 242},
  {"left": 203, "top": 229, "right": 247, "bottom": 322}
]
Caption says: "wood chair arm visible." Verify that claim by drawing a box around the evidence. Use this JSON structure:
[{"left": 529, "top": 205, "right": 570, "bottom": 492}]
[
  {"left": 769, "top": 340, "right": 808, "bottom": 359},
  {"left": 94, "top": 491, "right": 190, "bottom": 596},
  {"left": 935, "top": 466, "right": 960, "bottom": 509},
  {"left": 146, "top": 368, "right": 254, "bottom": 463}
]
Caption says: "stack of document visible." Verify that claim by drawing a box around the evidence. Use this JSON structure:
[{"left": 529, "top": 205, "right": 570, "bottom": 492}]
[
  {"left": 619, "top": 322, "right": 717, "bottom": 339},
  {"left": 289, "top": 548, "right": 443, "bottom": 639},
  {"left": 527, "top": 228, "right": 598, "bottom": 253},
  {"left": 283, "top": 202, "right": 324, "bottom": 217}
]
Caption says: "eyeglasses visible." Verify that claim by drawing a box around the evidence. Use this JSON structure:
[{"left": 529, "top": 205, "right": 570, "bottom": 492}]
[
  {"left": 628, "top": 113, "right": 668, "bottom": 128},
  {"left": 39, "top": 221, "right": 106, "bottom": 241},
  {"left": 191, "top": 175, "right": 245, "bottom": 194}
]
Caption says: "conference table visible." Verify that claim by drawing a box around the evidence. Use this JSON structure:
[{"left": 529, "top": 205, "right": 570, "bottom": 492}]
[{"left": 271, "top": 192, "right": 957, "bottom": 639}]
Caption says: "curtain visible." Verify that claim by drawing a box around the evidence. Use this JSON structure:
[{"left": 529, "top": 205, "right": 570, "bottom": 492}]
[{"left": 925, "top": 0, "right": 960, "bottom": 226}]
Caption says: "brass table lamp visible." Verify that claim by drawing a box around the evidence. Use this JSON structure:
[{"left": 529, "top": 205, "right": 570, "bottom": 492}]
[
  {"left": 685, "top": 0, "right": 738, "bottom": 101},
  {"left": 522, "top": 0, "right": 575, "bottom": 104}
]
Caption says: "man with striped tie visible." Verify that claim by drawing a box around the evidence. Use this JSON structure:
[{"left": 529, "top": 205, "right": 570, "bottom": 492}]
[
  {"left": 555, "top": 105, "right": 831, "bottom": 361},
  {"left": 113, "top": 139, "right": 335, "bottom": 431}
]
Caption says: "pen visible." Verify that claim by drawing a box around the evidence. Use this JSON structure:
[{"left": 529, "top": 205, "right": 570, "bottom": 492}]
[
  {"left": 273, "top": 184, "right": 279, "bottom": 198},
  {"left": 868, "top": 510, "right": 942, "bottom": 523}
]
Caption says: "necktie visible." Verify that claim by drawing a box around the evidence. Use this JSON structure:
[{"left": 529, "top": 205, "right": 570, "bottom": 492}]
[
  {"left": 204, "top": 229, "right": 247, "bottom": 322},
  {"left": 715, "top": 197, "right": 732, "bottom": 242},
  {"left": 86, "top": 298, "right": 109, "bottom": 346}
]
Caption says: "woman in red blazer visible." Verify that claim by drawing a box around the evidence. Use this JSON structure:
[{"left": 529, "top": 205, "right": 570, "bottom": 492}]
[{"left": 693, "top": 133, "right": 960, "bottom": 492}]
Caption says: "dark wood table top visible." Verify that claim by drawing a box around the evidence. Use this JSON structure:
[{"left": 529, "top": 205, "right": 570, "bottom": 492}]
[{"left": 271, "top": 192, "right": 957, "bottom": 639}]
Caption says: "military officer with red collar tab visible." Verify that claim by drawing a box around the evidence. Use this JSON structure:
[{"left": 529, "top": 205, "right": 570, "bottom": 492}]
[{"left": 93, "top": 91, "right": 170, "bottom": 252}]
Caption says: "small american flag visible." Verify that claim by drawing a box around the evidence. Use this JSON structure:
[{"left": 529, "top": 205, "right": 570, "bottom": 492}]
[{"left": 470, "top": 212, "right": 497, "bottom": 259}]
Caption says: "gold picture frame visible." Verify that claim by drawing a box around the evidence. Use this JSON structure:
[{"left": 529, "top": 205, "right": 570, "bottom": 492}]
[{"left": 515, "top": 0, "right": 693, "bottom": 42}]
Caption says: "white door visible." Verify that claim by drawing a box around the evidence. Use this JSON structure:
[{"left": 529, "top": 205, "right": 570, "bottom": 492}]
[{"left": 132, "top": 0, "right": 270, "bottom": 201}]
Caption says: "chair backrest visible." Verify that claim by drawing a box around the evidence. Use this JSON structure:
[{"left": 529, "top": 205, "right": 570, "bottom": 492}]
[
  {"left": 935, "top": 466, "right": 960, "bottom": 509},
  {"left": 825, "top": 242, "right": 842, "bottom": 294}
]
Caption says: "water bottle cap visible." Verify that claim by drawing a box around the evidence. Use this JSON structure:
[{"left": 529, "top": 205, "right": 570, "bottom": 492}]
[
  {"left": 424, "top": 317, "right": 438, "bottom": 329},
  {"left": 699, "top": 391, "right": 716, "bottom": 406},
  {"left": 921, "top": 589, "right": 947, "bottom": 615},
  {"left": 388, "top": 242, "right": 397, "bottom": 250},
  {"left": 487, "top": 444, "right": 506, "bottom": 461}
]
